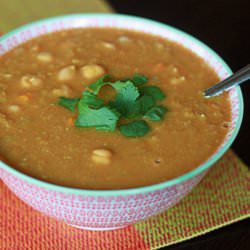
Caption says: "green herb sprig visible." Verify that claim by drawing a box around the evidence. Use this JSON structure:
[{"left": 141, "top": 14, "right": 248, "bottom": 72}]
[{"left": 58, "top": 74, "right": 168, "bottom": 137}]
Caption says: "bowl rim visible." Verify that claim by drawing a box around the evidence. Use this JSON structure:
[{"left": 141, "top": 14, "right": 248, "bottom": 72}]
[{"left": 0, "top": 13, "right": 244, "bottom": 196}]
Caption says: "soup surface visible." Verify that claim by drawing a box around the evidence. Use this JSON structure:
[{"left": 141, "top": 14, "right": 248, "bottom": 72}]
[{"left": 0, "top": 28, "right": 231, "bottom": 189}]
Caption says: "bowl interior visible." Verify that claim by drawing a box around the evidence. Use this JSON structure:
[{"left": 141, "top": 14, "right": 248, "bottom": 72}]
[{"left": 0, "top": 14, "right": 243, "bottom": 195}]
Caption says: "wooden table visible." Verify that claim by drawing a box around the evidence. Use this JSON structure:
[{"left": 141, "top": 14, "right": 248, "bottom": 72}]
[{"left": 0, "top": 0, "right": 249, "bottom": 249}]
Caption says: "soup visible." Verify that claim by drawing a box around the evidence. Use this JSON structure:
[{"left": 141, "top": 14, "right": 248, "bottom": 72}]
[{"left": 0, "top": 28, "right": 231, "bottom": 189}]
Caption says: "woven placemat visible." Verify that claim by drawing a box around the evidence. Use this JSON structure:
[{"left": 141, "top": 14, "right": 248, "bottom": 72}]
[
  {"left": 1, "top": 150, "right": 249, "bottom": 249},
  {"left": 0, "top": 1, "right": 249, "bottom": 249}
]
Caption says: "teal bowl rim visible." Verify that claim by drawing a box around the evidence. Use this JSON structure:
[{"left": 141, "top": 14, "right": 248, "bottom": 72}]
[{"left": 0, "top": 13, "right": 244, "bottom": 196}]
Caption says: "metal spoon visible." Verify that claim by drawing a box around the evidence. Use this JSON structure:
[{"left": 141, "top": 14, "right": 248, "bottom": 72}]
[{"left": 204, "top": 64, "right": 250, "bottom": 97}]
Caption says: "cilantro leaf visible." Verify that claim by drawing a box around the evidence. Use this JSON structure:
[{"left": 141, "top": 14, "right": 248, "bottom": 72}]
[
  {"left": 82, "top": 91, "right": 104, "bottom": 109},
  {"left": 135, "top": 95, "right": 155, "bottom": 115},
  {"left": 58, "top": 97, "right": 80, "bottom": 112},
  {"left": 120, "top": 120, "right": 150, "bottom": 137},
  {"left": 144, "top": 106, "right": 167, "bottom": 121},
  {"left": 75, "top": 105, "right": 120, "bottom": 131},
  {"left": 132, "top": 74, "right": 148, "bottom": 86},
  {"left": 86, "top": 74, "right": 110, "bottom": 95},
  {"left": 78, "top": 99, "right": 87, "bottom": 114},
  {"left": 121, "top": 74, "right": 148, "bottom": 86},
  {"left": 140, "top": 86, "right": 166, "bottom": 101},
  {"left": 110, "top": 80, "right": 139, "bottom": 117}
]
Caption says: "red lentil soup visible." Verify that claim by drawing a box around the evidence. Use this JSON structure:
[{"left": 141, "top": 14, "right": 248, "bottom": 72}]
[{"left": 0, "top": 28, "right": 231, "bottom": 189}]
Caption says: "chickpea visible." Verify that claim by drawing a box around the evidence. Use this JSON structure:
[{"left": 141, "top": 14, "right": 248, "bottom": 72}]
[
  {"left": 52, "top": 84, "right": 71, "bottom": 97},
  {"left": 170, "top": 76, "right": 186, "bottom": 85},
  {"left": 37, "top": 52, "right": 53, "bottom": 63},
  {"left": 20, "top": 76, "right": 31, "bottom": 88},
  {"left": 118, "top": 36, "right": 131, "bottom": 43},
  {"left": 101, "top": 42, "right": 116, "bottom": 49},
  {"left": 20, "top": 75, "right": 43, "bottom": 89},
  {"left": 91, "top": 149, "right": 112, "bottom": 165},
  {"left": 57, "top": 65, "right": 76, "bottom": 82},
  {"left": 172, "top": 67, "right": 178, "bottom": 73},
  {"left": 29, "top": 76, "right": 43, "bottom": 87},
  {"left": 81, "top": 64, "right": 105, "bottom": 80},
  {"left": 3, "top": 73, "right": 12, "bottom": 79},
  {"left": 7, "top": 105, "right": 20, "bottom": 113}
]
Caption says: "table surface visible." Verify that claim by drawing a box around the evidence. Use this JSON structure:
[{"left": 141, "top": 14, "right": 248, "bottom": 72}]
[{"left": 0, "top": 0, "right": 249, "bottom": 249}]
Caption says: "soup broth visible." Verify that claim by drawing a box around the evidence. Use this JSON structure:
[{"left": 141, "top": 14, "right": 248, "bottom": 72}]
[{"left": 0, "top": 28, "right": 231, "bottom": 189}]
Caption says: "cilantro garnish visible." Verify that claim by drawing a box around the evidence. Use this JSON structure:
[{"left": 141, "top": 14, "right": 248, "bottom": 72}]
[
  {"left": 110, "top": 80, "right": 139, "bottom": 117},
  {"left": 144, "top": 106, "right": 168, "bottom": 121},
  {"left": 132, "top": 73, "right": 148, "bottom": 86},
  {"left": 135, "top": 95, "right": 155, "bottom": 115},
  {"left": 140, "top": 86, "right": 166, "bottom": 101},
  {"left": 82, "top": 91, "right": 104, "bottom": 108},
  {"left": 120, "top": 120, "right": 150, "bottom": 137},
  {"left": 58, "top": 74, "right": 168, "bottom": 137},
  {"left": 86, "top": 75, "right": 110, "bottom": 94},
  {"left": 58, "top": 97, "right": 80, "bottom": 112},
  {"left": 75, "top": 105, "right": 119, "bottom": 131}
]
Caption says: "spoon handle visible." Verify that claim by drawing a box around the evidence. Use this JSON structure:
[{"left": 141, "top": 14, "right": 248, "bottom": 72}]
[{"left": 204, "top": 64, "right": 250, "bottom": 97}]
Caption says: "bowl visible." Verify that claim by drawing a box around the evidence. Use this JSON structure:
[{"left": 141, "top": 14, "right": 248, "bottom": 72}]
[{"left": 0, "top": 14, "right": 243, "bottom": 230}]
